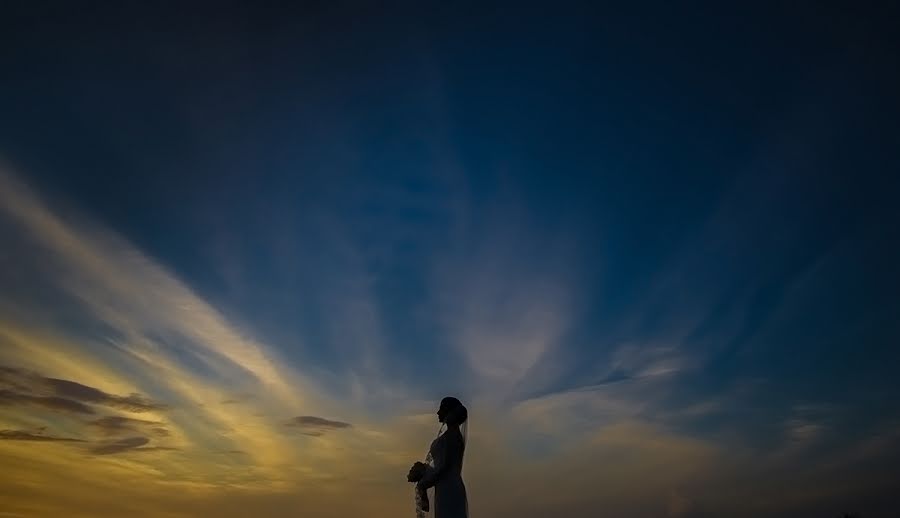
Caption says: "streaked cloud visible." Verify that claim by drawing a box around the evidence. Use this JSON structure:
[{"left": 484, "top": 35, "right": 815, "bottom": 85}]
[
  {"left": 0, "top": 365, "right": 165, "bottom": 414},
  {"left": 0, "top": 429, "right": 86, "bottom": 442},
  {"left": 90, "top": 436, "right": 151, "bottom": 455},
  {"left": 89, "top": 416, "right": 166, "bottom": 437},
  {"left": 44, "top": 378, "right": 165, "bottom": 413},
  {"left": 431, "top": 199, "right": 578, "bottom": 400},
  {"left": 285, "top": 415, "right": 353, "bottom": 437},
  {"left": 0, "top": 389, "right": 96, "bottom": 415}
]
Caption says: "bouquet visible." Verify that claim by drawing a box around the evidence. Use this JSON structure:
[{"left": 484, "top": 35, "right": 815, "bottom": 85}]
[{"left": 407, "top": 461, "right": 428, "bottom": 482}]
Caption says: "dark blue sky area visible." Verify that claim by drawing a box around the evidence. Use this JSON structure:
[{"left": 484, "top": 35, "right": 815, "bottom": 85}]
[{"left": 2, "top": 2, "right": 900, "bottom": 504}]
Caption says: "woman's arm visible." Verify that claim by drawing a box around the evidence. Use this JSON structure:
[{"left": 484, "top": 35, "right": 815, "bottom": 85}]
[{"left": 417, "top": 433, "right": 461, "bottom": 490}]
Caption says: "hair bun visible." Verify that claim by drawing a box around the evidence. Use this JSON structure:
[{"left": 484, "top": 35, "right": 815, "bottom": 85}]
[{"left": 449, "top": 403, "right": 468, "bottom": 425}]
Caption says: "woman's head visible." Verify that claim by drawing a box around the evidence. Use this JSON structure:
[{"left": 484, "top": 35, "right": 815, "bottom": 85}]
[{"left": 437, "top": 396, "right": 468, "bottom": 426}]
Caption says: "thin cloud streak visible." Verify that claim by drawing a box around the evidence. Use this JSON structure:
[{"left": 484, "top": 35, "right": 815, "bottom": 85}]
[
  {"left": 0, "top": 429, "right": 86, "bottom": 442},
  {"left": 90, "top": 436, "right": 150, "bottom": 455}
]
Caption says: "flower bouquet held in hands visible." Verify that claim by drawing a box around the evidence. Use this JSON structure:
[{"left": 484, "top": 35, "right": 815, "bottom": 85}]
[{"left": 407, "top": 461, "right": 428, "bottom": 483}]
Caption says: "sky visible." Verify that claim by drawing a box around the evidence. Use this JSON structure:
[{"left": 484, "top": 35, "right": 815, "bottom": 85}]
[{"left": 1, "top": 2, "right": 899, "bottom": 517}]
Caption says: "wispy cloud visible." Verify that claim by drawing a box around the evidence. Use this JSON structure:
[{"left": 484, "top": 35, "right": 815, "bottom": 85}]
[
  {"left": 88, "top": 416, "right": 166, "bottom": 437},
  {"left": 44, "top": 378, "right": 165, "bottom": 413},
  {"left": 285, "top": 415, "right": 353, "bottom": 436},
  {"left": 89, "top": 436, "right": 150, "bottom": 455},
  {"left": 431, "top": 198, "right": 579, "bottom": 400},
  {"left": 0, "top": 361, "right": 179, "bottom": 459},
  {"left": 0, "top": 389, "right": 96, "bottom": 415},
  {"left": 0, "top": 429, "right": 86, "bottom": 442},
  {"left": 0, "top": 365, "right": 165, "bottom": 415}
]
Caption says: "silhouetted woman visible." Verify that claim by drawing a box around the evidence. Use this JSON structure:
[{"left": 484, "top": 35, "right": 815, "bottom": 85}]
[{"left": 407, "top": 397, "right": 468, "bottom": 518}]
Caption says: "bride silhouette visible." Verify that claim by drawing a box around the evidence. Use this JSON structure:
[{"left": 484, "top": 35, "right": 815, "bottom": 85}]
[{"left": 407, "top": 397, "right": 469, "bottom": 518}]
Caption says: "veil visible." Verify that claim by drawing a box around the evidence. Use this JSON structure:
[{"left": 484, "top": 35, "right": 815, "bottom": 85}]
[
  {"left": 459, "top": 419, "right": 468, "bottom": 467},
  {"left": 414, "top": 425, "right": 441, "bottom": 518},
  {"left": 460, "top": 418, "right": 468, "bottom": 517}
]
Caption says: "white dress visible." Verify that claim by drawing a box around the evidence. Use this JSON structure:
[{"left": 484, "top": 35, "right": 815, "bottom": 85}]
[{"left": 416, "top": 427, "right": 468, "bottom": 518}]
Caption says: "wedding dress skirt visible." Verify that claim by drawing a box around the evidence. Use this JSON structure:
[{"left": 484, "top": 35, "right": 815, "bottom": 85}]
[{"left": 416, "top": 427, "right": 468, "bottom": 518}]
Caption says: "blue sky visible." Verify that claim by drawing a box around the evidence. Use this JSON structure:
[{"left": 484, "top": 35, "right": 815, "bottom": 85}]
[{"left": 1, "top": 3, "right": 899, "bottom": 517}]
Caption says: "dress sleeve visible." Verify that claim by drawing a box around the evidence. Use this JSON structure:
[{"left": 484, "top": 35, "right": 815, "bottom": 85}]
[{"left": 417, "top": 432, "right": 461, "bottom": 490}]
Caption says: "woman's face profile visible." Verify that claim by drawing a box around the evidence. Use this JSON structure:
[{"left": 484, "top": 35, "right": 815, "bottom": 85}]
[{"left": 437, "top": 403, "right": 450, "bottom": 423}]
